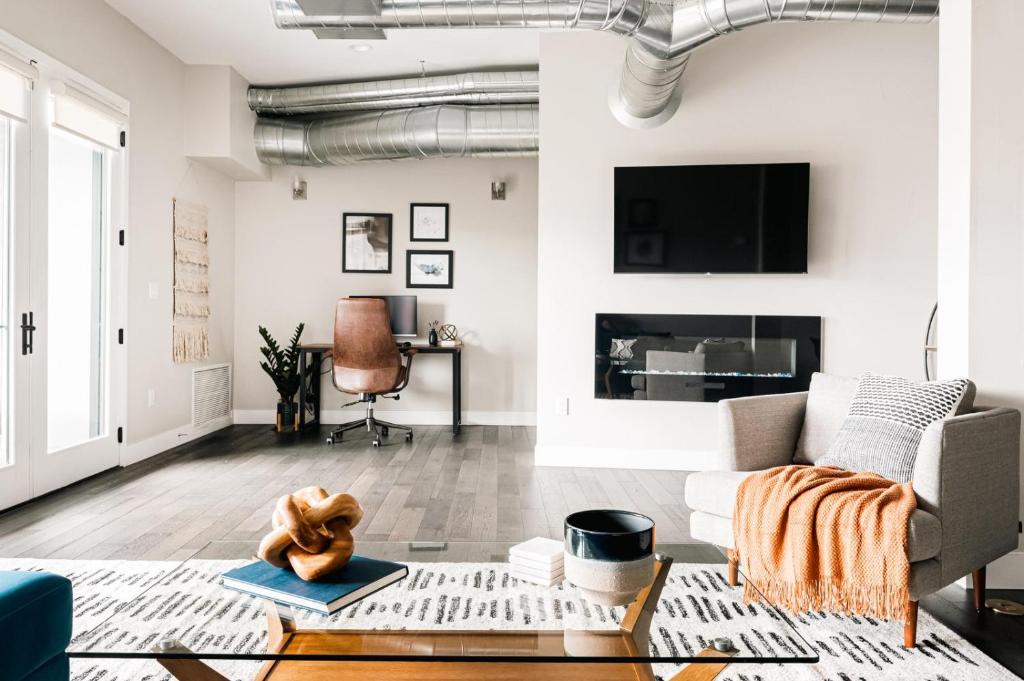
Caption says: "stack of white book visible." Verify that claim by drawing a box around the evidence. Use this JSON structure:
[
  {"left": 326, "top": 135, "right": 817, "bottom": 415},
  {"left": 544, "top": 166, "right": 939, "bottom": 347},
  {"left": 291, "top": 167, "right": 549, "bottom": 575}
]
[{"left": 509, "top": 537, "right": 564, "bottom": 586}]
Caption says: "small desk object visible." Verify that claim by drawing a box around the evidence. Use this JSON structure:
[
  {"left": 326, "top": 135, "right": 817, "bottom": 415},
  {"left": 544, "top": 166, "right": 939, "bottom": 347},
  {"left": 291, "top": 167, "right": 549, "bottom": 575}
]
[{"left": 298, "top": 342, "right": 462, "bottom": 435}]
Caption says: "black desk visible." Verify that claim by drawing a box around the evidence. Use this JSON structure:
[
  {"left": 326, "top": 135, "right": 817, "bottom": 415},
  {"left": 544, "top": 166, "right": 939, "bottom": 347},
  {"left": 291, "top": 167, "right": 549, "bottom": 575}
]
[{"left": 298, "top": 342, "right": 462, "bottom": 435}]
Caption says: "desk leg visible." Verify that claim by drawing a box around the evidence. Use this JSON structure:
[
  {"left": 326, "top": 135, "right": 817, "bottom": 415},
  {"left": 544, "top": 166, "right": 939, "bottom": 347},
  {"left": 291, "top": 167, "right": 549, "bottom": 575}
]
[
  {"left": 298, "top": 350, "right": 308, "bottom": 430},
  {"left": 299, "top": 349, "right": 324, "bottom": 432},
  {"left": 453, "top": 351, "right": 462, "bottom": 435},
  {"left": 310, "top": 350, "right": 323, "bottom": 430}
]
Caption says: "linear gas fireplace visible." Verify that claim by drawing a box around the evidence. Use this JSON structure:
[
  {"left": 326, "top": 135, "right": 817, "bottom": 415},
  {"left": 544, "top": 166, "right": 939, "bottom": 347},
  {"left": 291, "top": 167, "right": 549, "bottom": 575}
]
[{"left": 595, "top": 313, "right": 822, "bottom": 402}]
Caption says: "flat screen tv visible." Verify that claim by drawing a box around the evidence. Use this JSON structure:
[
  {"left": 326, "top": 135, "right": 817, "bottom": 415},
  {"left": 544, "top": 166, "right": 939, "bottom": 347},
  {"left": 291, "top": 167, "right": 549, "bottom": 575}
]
[{"left": 614, "top": 162, "right": 809, "bottom": 274}]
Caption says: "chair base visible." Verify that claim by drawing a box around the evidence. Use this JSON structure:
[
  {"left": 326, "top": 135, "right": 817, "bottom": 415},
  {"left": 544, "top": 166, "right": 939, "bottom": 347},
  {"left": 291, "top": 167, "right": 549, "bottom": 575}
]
[{"left": 326, "top": 395, "right": 412, "bottom": 448}]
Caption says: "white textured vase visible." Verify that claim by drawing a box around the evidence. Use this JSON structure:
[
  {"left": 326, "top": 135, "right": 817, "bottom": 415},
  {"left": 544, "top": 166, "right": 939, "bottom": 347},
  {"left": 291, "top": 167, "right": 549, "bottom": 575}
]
[{"left": 563, "top": 552, "right": 655, "bottom": 606}]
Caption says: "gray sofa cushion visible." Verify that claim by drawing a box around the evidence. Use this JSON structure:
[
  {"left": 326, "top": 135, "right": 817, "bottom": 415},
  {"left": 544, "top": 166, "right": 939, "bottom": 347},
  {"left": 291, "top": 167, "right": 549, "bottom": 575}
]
[
  {"left": 685, "top": 471, "right": 943, "bottom": 562},
  {"left": 816, "top": 373, "right": 970, "bottom": 483},
  {"left": 793, "top": 373, "right": 858, "bottom": 463},
  {"left": 684, "top": 471, "right": 755, "bottom": 518}
]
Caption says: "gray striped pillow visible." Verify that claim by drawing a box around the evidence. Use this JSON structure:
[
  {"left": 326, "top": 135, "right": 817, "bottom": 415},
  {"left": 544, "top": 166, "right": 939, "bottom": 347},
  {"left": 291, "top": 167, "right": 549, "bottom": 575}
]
[{"left": 816, "top": 373, "right": 969, "bottom": 483}]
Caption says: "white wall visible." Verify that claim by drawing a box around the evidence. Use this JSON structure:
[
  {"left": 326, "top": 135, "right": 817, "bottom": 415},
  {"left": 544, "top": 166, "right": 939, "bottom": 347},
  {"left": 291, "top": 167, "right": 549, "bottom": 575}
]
[
  {"left": 536, "top": 26, "right": 939, "bottom": 470},
  {"left": 233, "top": 159, "right": 537, "bottom": 424},
  {"left": 0, "top": 0, "right": 236, "bottom": 450}
]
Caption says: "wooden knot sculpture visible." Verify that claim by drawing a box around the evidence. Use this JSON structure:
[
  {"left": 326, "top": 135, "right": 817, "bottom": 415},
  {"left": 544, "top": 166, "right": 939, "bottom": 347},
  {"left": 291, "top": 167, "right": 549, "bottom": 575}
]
[{"left": 257, "top": 487, "right": 364, "bottom": 581}]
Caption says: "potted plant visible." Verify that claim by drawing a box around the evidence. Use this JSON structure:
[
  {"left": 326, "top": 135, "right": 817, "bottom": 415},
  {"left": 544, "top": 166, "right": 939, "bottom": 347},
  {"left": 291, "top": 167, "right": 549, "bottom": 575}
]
[{"left": 258, "top": 322, "right": 305, "bottom": 432}]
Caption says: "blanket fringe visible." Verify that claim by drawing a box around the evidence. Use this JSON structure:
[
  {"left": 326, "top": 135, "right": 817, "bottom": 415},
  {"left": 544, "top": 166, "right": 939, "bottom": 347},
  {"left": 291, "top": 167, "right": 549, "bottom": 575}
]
[{"left": 742, "top": 575, "right": 909, "bottom": 621}]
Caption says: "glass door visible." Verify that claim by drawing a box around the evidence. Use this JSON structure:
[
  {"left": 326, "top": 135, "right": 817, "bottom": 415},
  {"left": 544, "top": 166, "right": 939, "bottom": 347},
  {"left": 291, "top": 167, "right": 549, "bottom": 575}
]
[
  {"left": 46, "top": 131, "right": 110, "bottom": 453},
  {"left": 28, "top": 84, "right": 125, "bottom": 497},
  {"left": 0, "top": 111, "right": 33, "bottom": 509}
]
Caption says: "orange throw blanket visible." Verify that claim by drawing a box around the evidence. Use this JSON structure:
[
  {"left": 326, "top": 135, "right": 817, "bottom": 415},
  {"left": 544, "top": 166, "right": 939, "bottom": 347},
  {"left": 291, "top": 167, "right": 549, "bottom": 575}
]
[{"left": 730, "top": 465, "right": 916, "bottom": 621}]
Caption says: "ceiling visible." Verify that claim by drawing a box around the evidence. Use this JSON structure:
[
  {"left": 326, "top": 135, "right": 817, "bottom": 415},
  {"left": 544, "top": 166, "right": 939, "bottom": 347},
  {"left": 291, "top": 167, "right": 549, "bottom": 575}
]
[{"left": 104, "top": 0, "right": 540, "bottom": 86}]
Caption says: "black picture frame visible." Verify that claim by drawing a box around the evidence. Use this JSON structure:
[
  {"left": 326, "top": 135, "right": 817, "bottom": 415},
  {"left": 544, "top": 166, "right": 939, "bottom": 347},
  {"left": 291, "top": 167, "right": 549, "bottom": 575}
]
[
  {"left": 342, "top": 212, "right": 393, "bottom": 273},
  {"left": 410, "top": 203, "right": 450, "bottom": 242},
  {"left": 406, "top": 250, "right": 454, "bottom": 289}
]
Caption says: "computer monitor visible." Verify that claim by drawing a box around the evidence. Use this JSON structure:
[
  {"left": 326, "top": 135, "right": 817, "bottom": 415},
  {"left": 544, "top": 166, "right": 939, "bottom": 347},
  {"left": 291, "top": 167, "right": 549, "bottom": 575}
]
[{"left": 351, "top": 295, "right": 418, "bottom": 337}]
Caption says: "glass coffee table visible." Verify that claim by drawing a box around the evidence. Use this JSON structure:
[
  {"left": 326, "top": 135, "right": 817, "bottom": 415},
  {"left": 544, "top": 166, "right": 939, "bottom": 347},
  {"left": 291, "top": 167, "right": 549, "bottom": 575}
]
[{"left": 67, "top": 541, "right": 817, "bottom": 680}]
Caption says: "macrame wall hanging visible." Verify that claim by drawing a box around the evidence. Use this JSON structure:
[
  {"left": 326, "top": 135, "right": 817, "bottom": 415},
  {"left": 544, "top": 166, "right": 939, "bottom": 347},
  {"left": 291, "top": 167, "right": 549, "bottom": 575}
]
[{"left": 172, "top": 198, "right": 210, "bottom": 363}]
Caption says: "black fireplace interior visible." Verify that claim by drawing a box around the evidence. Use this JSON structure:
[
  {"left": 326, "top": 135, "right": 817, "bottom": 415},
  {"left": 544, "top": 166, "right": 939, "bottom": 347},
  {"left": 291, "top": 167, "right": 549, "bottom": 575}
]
[{"left": 595, "top": 313, "right": 822, "bottom": 402}]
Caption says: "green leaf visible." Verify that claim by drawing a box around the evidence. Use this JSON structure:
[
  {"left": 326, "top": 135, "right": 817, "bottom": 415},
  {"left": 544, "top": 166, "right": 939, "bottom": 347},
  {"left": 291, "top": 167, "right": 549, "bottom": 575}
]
[{"left": 257, "top": 322, "right": 306, "bottom": 403}]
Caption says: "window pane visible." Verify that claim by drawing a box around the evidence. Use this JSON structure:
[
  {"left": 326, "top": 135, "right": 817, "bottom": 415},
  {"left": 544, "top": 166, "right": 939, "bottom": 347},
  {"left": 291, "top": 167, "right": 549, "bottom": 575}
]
[
  {"left": 0, "top": 118, "right": 11, "bottom": 465},
  {"left": 47, "top": 130, "right": 107, "bottom": 453}
]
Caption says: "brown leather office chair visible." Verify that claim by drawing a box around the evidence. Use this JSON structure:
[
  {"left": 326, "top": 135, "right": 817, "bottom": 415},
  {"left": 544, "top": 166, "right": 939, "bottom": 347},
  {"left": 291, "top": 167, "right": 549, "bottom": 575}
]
[{"left": 326, "top": 297, "right": 417, "bottom": 447}]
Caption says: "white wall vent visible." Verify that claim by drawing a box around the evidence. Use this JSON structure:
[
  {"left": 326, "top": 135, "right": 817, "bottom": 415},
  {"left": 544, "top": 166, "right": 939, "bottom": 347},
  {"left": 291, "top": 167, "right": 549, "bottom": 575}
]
[{"left": 192, "top": 363, "right": 232, "bottom": 428}]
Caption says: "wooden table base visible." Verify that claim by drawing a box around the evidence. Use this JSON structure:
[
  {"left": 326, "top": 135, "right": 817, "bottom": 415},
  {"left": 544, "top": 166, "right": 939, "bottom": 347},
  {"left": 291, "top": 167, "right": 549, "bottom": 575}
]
[{"left": 158, "top": 558, "right": 737, "bottom": 681}]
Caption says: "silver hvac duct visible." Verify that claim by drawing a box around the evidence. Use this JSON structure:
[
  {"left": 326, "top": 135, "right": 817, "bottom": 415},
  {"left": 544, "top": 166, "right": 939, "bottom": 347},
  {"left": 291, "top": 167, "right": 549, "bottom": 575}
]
[
  {"left": 248, "top": 70, "right": 539, "bottom": 116},
  {"left": 254, "top": 103, "right": 539, "bottom": 165},
  {"left": 271, "top": 0, "right": 939, "bottom": 126}
]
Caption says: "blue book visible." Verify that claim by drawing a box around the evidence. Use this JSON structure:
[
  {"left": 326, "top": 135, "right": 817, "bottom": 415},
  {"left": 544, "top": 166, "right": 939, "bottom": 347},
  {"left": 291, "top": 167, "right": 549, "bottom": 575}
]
[{"left": 221, "top": 557, "right": 408, "bottom": 615}]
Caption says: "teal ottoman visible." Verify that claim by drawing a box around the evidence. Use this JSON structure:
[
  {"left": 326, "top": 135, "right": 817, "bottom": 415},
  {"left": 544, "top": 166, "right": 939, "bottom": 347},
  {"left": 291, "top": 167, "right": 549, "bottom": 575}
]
[{"left": 0, "top": 571, "right": 72, "bottom": 681}]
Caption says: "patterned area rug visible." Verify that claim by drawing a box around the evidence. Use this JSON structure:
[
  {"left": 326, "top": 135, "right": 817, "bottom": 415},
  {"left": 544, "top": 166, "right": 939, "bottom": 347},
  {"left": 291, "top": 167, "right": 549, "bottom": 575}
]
[{"left": 0, "top": 559, "right": 1014, "bottom": 681}]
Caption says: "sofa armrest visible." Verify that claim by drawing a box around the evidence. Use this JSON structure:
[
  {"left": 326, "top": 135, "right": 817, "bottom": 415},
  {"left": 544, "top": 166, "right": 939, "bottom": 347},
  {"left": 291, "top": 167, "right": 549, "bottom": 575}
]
[
  {"left": 912, "top": 407, "right": 1021, "bottom": 584},
  {"left": 717, "top": 392, "right": 808, "bottom": 471}
]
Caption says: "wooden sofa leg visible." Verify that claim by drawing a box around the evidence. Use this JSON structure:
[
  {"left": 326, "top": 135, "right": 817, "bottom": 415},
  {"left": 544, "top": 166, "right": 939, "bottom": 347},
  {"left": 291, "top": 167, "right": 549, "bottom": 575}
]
[
  {"left": 972, "top": 566, "right": 987, "bottom": 612},
  {"left": 904, "top": 601, "right": 919, "bottom": 648},
  {"left": 727, "top": 555, "right": 738, "bottom": 587}
]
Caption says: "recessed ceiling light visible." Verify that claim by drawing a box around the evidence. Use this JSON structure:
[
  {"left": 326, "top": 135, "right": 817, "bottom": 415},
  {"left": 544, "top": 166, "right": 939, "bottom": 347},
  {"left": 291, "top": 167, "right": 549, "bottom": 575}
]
[{"left": 349, "top": 44, "right": 373, "bottom": 52}]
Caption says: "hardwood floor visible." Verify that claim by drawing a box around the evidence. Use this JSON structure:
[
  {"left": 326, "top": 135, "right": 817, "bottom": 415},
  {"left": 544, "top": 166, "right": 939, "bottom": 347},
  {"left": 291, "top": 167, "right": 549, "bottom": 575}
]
[
  {"left": 0, "top": 424, "right": 695, "bottom": 560},
  {"left": 1, "top": 423, "right": 1021, "bottom": 677}
]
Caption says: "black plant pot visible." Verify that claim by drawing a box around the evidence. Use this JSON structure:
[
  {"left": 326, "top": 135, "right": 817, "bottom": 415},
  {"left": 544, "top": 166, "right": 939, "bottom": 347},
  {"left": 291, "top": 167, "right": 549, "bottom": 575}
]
[
  {"left": 276, "top": 400, "right": 298, "bottom": 432},
  {"left": 428, "top": 328, "right": 439, "bottom": 346}
]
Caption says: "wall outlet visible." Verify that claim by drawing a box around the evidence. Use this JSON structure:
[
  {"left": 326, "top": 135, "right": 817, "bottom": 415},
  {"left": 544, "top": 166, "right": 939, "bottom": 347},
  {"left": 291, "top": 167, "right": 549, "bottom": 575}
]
[
  {"left": 148, "top": 282, "right": 159, "bottom": 300},
  {"left": 147, "top": 388, "right": 156, "bottom": 407},
  {"left": 556, "top": 397, "right": 569, "bottom": 416}
]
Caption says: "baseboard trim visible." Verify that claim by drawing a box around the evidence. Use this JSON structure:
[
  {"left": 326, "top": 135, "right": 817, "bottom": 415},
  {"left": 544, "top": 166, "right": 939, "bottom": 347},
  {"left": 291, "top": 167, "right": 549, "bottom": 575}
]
[
  {"left": 121, "top": 415, "right": 234, "bottom": 467},
  {"left": 534, "top": 444, "right": 711, "bottom": 471},
  {"left": 232, "top": 409, "right": 536, "bottom": 427}
]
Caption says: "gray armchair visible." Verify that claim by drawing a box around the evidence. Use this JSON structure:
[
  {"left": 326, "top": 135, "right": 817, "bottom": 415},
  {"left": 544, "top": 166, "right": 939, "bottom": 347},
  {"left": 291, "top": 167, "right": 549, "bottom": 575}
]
[{"left": 684, "top": 372, "right": 1021, "bottom": 648}]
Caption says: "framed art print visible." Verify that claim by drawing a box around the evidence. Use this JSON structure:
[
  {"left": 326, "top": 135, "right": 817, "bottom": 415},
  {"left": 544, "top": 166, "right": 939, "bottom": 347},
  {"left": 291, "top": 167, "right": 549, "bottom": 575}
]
[
  {"left": 407, "top": 250, "right": 454, "bottom": 289},
  {"left": 410, "top": 203, "right": 449, "bottom": 242},
  {"left": 342, "top": 212, "right": 392, "bottom": 273}
]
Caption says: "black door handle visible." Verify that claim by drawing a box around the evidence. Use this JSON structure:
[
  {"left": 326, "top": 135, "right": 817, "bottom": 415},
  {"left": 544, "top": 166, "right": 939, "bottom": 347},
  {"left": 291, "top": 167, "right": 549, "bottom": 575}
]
[{"left": 21, "top": 312, "right": 35, "bottom": 355}]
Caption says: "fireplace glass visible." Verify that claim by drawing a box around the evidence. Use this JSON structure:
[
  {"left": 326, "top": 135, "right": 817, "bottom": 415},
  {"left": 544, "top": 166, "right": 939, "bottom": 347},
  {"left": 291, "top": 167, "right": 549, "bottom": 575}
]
[{"left": 595, "top": 314, "right": 822, "bottom": 402}]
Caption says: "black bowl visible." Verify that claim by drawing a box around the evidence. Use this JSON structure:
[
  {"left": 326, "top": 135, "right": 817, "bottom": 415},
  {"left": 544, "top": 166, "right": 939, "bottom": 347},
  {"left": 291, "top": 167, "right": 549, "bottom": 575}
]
[{"left": 564, "top": 510, "right": 655, "bottom": 562}]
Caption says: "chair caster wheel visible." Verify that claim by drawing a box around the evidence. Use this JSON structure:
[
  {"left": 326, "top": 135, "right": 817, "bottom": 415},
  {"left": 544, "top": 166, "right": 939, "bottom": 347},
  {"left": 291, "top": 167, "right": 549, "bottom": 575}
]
[
  {"left": 405, "top": 432, "right": 413, "bottom": 442},
  {"left": 381, "top": 427, "right": 389, "bottom": 437},
  {"left": 372, "top": 439, "right": 381, "bottom": 448}
]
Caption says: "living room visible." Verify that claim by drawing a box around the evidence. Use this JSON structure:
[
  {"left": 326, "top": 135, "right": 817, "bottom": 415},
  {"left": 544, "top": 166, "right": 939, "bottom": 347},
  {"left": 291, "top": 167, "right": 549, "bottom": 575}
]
[{"left": 1, "top": 1, "right": 1022, "bottom": 680}]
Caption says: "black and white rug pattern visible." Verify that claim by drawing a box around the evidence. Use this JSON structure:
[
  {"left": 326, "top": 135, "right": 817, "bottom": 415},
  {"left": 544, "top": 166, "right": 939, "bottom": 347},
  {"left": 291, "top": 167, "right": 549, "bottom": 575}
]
[{"left": 0, "top": 558, "right": 1014, "bottom": 681}]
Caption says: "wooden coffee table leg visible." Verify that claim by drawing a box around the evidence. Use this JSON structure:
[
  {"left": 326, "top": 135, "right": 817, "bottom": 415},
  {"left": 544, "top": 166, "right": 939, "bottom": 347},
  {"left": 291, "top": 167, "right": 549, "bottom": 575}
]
[
  {"left": 619, "top": 555, "right": 673, "bottom": 648},
  {"left": 254, "top": 601, "right": 296, "bottom": 681},
  {"left": 155, "top": 641, "right": 230, "bottom": 681},
  {"left": 667, "top": 648, "right": 737, "bottom": 681}
]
